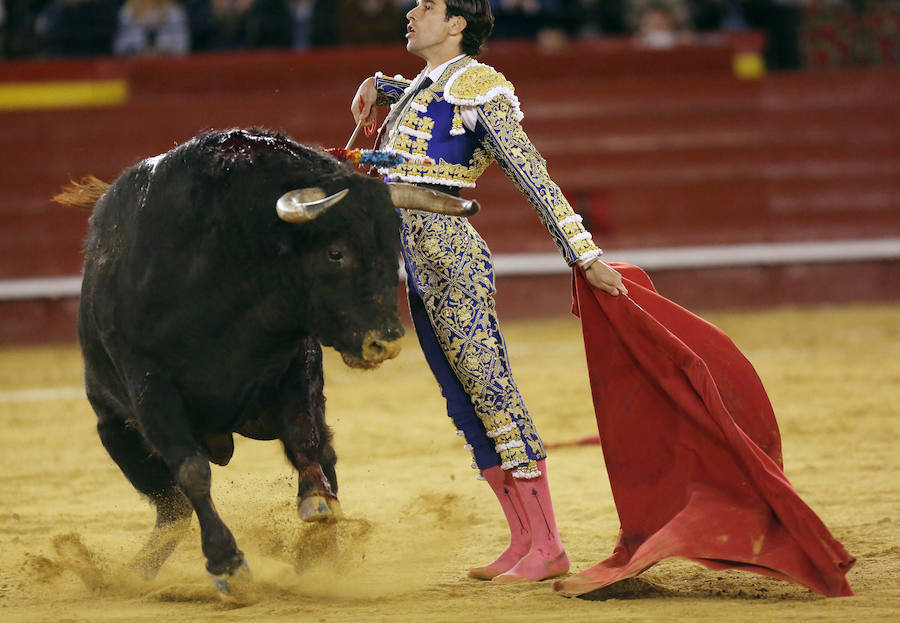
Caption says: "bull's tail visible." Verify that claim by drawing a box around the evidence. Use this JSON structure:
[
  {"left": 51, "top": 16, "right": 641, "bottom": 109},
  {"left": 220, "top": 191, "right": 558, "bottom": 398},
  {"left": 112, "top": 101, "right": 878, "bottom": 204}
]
[{"left": 53, "top": 175, "right": 110, "bottom": 210}]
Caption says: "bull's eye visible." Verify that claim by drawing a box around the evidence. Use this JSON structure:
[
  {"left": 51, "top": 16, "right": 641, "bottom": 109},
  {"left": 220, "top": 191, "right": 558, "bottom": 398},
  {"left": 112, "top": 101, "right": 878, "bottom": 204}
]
[{"left": 328, "top": 249, "right": 343, "bottom": 262}]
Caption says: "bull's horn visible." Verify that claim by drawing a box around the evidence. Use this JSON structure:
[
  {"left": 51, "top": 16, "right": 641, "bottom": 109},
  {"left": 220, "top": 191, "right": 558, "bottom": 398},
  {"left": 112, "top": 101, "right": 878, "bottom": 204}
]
[
  {"left": 388, "top": 183, "right": 480, "bottom": 217},
  {"left": 276, "top": 187, "right": 349, "bottom": 223}
]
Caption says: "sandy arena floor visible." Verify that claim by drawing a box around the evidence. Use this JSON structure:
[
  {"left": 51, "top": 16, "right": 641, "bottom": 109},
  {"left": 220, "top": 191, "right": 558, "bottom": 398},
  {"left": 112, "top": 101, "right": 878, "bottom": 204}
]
[{"left": 0, "top": 303, "right": 898, "bottom": 622}]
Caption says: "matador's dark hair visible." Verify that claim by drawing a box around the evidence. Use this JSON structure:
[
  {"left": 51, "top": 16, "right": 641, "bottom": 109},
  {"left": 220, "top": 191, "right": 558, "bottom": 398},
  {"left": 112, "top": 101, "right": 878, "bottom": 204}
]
[{"left": 444, "top": 0, "right": 494, "bottom": 57}]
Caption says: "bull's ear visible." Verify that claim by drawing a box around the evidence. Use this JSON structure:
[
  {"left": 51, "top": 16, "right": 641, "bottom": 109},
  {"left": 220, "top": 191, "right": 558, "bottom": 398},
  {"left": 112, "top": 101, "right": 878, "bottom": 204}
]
[
  {"left": 276, "top": 188, "right": 349, "bottom": 223},
  {"left": 388, "top": 183, "right": 479, "bottom": 217}
]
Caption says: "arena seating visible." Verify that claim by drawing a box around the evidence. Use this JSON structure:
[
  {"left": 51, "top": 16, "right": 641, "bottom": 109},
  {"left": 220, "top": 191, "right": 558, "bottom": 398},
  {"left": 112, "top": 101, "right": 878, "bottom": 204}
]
[{"left": 1, "top": 39, "right": 898, "bottom": 343}]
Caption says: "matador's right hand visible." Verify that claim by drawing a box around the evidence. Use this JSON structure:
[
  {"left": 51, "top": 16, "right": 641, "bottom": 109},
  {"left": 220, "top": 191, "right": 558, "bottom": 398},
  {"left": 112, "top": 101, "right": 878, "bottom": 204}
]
[{"left": 351, "top": 77, "right": 378, "bottom": 126}]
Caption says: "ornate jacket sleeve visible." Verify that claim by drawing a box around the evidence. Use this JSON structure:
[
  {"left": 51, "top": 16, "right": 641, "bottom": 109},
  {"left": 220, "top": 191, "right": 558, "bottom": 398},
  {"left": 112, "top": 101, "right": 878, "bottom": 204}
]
[
  {"left": 374, "top": 72, "right": 412, "bottom": 106},
  {"left": 475, "top": 97, "right": 601, "bottom": 266}
]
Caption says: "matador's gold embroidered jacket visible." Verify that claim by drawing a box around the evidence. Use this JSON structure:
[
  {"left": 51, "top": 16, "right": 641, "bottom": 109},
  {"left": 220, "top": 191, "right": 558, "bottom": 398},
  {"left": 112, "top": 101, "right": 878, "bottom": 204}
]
[{"left": 375, "top": 55, "right": 601, "bottom": 267}]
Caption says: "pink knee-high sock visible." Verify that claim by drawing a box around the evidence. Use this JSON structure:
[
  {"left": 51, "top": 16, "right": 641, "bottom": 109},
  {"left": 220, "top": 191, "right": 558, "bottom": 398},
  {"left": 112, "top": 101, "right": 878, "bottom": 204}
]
[
  {"left": 493, "top": 459, "right": 569, "bottom": 582},
  {"left": 468, "top": 465, "right": 531, "bottom": 580}
]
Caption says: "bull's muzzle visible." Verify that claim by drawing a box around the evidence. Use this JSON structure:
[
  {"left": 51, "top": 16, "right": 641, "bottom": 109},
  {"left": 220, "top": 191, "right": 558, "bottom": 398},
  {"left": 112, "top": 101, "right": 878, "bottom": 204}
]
[
  {"left": 339, "top": 330, "right": 403, "bottom": 369},
  {"left": 362, "top": 331, "right": 402, "bottom": 364}
]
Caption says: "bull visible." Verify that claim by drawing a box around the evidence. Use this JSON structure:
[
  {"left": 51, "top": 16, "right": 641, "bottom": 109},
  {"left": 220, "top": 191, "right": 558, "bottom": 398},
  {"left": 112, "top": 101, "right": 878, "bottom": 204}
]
[{"left": 54, "top": 128, "right": 477, "bottom": 593}]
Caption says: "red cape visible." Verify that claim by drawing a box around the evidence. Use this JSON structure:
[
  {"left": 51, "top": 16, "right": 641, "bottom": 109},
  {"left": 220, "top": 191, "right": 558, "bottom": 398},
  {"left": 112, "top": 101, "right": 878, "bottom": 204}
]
[{"left": 553, "top": 264, "right": 854, "bottom": 598}]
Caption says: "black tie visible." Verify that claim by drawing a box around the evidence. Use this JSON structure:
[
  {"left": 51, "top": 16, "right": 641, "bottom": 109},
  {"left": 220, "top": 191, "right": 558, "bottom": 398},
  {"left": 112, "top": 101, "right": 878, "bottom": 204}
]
[{"left": 414, "top": 76, "right": 433, "bottom": 94}]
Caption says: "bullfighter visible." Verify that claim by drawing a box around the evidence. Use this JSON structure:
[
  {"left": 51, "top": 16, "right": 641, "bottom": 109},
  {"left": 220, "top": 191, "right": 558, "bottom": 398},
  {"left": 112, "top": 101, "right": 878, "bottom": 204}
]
[{"left": 351, "top": 0, "right": 626, "bottom": 583}]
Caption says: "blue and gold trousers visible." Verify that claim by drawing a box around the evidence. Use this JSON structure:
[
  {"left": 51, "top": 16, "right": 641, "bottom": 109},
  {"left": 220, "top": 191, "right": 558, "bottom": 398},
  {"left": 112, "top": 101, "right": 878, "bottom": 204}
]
[{"left": 399, "top": 209, "right": 545, "bottom": 477}]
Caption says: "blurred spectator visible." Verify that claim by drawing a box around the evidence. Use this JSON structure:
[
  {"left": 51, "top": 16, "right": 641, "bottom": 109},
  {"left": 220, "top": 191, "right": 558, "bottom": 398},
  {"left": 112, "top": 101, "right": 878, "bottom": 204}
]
[
  {"left": 186, "top": 0, "right": 292, "bottom": 51},
  {"left": 36, "top": 0, "right": 119, "bottom": 57},
  {"left": 2, "top": 0, "right": 893, "bottom": 71},
  {"left": 334, "top": 0, "right": 407, "bottom": 47},
  {"left": 289, "top": 0, "right": 316, "bottom": 49},
  {"left": 113, "top": 0, "right": 191, "bottom": 55},
  {"left": 632, "top": 1, "right": 694, "bottom": 48},
  {"left": 625, "top": 0, "right": 690, "bottom": 32}
]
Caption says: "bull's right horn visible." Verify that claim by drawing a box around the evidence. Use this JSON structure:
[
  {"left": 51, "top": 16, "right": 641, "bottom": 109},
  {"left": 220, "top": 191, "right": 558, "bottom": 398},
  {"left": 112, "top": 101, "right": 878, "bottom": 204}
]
[
  {"left": 388, "top": 183, "right": 480, "bottom": 217},
  {"left": 277, "top": 187, "right": 349, "bottom": 223}
]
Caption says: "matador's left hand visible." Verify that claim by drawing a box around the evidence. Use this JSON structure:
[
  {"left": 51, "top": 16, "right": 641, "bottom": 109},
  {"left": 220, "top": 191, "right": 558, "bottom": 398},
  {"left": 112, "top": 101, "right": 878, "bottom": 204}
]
[{"left": 584, "top": 261, "right": 628, "bottom": 297}]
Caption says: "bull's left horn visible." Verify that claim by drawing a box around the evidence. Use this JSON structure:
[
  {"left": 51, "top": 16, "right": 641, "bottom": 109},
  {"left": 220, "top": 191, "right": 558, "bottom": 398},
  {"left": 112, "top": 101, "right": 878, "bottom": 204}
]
[
  {"left": 388, "top": 183, "right": 480, "bottom": 217},
  {"left": 276, "top": 187, "right": 349, "bottom": 223}
]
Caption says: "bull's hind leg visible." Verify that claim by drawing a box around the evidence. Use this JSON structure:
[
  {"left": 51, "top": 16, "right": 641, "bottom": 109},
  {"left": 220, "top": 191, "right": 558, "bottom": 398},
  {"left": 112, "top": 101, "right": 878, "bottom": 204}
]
[
  {"left": 280, "top": 338, "right": 342, "bottom": 522},
  {"left": 119, "top": 369, "right": 248, "bottom": 592},
  {"left": 96, "top": 413, "right": 192, "bottom": 579}
]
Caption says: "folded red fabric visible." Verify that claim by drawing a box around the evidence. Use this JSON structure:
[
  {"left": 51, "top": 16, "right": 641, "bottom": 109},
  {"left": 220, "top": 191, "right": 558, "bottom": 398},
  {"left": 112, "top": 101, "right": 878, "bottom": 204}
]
[{"left": 553, "top": 265, "right": 854, "bottom": 598}]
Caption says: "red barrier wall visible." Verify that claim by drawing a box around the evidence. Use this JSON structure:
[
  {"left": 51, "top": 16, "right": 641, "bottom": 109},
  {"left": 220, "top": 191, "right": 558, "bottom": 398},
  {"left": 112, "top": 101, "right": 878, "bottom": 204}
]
[
  {"left": 1, "top": 39, "right": 899, "bottom": 344},
  {"left": 0, "top": 40, "right": 742, "bottom": 278}
]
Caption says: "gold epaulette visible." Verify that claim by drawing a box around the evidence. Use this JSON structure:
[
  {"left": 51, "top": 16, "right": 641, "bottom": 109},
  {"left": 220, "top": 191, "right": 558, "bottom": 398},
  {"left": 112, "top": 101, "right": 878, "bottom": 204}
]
[{"left": 444, "top": 62, "right": 523, "bottom": 122}]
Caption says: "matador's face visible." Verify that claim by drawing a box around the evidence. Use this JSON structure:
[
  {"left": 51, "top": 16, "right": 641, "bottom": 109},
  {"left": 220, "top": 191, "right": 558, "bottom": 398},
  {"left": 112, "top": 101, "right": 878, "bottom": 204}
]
[{"left": 405, "top": 0, "right": 465, "bottom": 61}]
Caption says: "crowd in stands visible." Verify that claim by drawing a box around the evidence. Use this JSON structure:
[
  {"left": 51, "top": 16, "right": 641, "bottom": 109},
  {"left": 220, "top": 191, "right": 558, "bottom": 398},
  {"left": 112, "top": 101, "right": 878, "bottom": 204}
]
[{"left": 0, "top": 1, "right": 897, "bottom": 70}]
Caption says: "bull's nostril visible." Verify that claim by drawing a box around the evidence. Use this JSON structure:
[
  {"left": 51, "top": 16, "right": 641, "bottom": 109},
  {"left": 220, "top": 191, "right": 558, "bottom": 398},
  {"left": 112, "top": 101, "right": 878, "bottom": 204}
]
[
  {"left": 361, "top": 330, "right": 402, "bottom": 363},
  {"left": 363, "top": 337, "right": 402, "bottom": 362}
]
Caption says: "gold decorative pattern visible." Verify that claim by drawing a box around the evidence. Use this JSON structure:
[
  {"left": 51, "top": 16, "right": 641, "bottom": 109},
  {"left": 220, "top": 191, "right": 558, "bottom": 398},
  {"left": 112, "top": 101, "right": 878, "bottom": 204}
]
[
  {"left": 451, "top": 106, "right": 464, "bottom": 135},
  {"left": 382, "top": 94, "right": 493, "bottom": 187},
  {"left": 476, "top": 96, "right": 600, "bottom": 265},
  {"left": 374, "top": 73, "right": 412, "bottom": 106},
  {"left": 400, "top": 210, "right": 545, "bottom": 470},
  {"left": 391, "top": 131, "right": 430, "bottom": 158},
  {"left": 407, "top": 107, "right": 434, "bottom": 136},
  {"left": 383, "top": 151, "right": 490, "bottom": 188},
  {"left": 379, "top": 58, "right": 497, "bottom": 188},
  {"left": 445, "top": 62, "right": 522, "bottom": 122}
]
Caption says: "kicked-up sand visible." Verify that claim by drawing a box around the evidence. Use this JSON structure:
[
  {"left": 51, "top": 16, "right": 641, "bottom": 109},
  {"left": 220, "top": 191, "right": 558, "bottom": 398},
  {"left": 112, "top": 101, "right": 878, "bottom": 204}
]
[{"left": 0, "top": 303, "right": 898, "bottom": 622}]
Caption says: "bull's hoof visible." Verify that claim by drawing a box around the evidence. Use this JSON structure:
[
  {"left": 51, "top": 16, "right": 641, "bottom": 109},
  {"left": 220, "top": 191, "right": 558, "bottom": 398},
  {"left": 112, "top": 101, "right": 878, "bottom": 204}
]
[
  {"left": 209, "top": 558, "right": 252, "bottom": 597},
  {"left": 298, "top": 495, "right": 342, "bottom": 522}
]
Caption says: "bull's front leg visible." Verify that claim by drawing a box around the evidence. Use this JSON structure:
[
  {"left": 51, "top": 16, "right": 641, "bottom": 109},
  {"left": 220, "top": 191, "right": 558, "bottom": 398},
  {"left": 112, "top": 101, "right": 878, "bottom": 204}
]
[
  {"left": 124, "top": 366, "right": 250, "bottom": 593},
  {"left": 296, "top": 460, "right": 341, "bottom": 522},
  {"left": 279, "top": 338, "right": 342, "bottom": 522}
]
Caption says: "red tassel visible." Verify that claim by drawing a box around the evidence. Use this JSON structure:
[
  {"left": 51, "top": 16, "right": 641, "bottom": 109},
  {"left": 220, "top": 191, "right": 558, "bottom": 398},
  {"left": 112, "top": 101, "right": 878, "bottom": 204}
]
[{"left": 321, "top": 147, "right": 347, "bottom": 161}]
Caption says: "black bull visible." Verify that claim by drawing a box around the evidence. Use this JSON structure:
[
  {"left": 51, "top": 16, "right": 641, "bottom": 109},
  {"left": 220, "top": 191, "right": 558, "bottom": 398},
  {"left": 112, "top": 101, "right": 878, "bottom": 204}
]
[{"left": 54, "top": 128, "right": 477, "bottom": 592}]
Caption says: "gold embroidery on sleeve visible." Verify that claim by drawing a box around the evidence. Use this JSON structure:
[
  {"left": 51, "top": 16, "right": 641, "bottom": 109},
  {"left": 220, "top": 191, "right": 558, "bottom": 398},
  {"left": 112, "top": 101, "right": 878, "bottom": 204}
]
[{"left": 477, "top": 97, "right": 600, "bottom": 265}]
